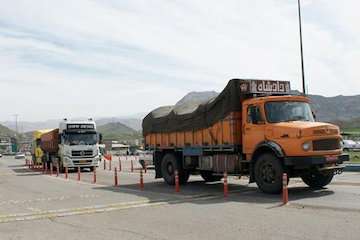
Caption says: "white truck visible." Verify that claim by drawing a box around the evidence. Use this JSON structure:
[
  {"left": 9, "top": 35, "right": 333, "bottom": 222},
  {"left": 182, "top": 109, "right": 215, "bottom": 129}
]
[{"left": 40, "top": 119, "right": 101, "bottom": 171}]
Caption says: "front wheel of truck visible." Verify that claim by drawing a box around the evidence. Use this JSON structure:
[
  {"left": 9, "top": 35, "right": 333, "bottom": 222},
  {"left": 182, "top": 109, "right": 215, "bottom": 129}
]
[
  {"left": 254, "top": 153, "right": 283, "bottom": 194},
  {"left": 301, "top": 171, "right": 333, "bottom": 189}
]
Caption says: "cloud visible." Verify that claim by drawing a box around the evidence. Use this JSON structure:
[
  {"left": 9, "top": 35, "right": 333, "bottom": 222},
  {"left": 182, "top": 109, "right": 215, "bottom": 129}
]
[{"left": 0, "top": 0, "right": 359, "bottom": 121}]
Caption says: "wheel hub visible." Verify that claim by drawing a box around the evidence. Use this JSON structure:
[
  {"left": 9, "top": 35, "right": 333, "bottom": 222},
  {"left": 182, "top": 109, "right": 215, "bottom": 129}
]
[
  {"left": 261, "top": 163, "right": 276, "bottom": 183},
  {"left": 167, "top": 163, "right": 174, "bottom": 175}
]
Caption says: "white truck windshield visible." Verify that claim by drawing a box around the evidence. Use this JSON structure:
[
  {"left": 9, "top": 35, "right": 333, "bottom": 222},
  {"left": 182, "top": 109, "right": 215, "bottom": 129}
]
[{"left": 64, "top": 133, "right": 97, "bottom": 145}]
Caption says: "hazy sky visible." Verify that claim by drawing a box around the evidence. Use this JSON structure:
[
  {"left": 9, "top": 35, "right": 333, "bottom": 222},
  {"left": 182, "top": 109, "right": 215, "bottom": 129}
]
[{"left": 0, "top": 0, "right": 359, "bottom": 121}]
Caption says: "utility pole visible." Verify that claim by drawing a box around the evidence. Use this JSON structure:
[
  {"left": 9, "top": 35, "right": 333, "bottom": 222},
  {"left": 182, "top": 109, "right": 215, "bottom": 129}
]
[{"left": 297, "top": 0, "right": 306, "bottom": 95}]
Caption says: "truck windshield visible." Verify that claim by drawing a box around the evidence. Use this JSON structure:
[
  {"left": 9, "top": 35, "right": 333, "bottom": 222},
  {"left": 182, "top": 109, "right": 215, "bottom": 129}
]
[
  {"left": 63, "top": 133, "right": 97, "bottom": 146},
  {"left": 265, "top": 101, "right": 314, "bottom": 123}
]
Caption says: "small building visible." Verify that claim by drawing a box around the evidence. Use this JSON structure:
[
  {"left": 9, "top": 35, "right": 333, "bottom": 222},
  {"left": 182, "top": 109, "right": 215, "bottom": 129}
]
[{"left": 0, "top": 136, "right": 16, "bottom": 154}]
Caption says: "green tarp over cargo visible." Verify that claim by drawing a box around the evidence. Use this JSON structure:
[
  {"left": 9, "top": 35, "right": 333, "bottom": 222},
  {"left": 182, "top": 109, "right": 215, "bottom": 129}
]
[{"left": 142, "top": 79, "right": 291, "bottom": 135}]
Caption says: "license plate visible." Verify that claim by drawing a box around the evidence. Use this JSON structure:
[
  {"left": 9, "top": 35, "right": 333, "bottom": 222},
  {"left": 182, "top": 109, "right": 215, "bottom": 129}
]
[
  {"left": 326, "top": 155, "right": 338, "bottom": 162},
  {"left": 80, "top": 160, "right": 87, "bottom": 164}
]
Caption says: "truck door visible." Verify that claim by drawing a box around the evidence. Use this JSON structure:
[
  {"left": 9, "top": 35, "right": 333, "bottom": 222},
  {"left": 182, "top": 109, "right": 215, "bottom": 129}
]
[{"left": 243, "top": 104, "right": 266, "bottom": 155}]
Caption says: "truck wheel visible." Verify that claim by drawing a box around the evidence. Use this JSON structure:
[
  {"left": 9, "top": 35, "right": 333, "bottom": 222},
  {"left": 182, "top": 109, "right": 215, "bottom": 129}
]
[
  {"left": 161, "top": 153, "right": 189, "bottom": 185},
  {"left": 254, "top": 153, "right": 283, "bottom": 194},
  {"left": 301, "top": 171, "right": 333, "bottom": 189},
  {"left": 200, "top": 171, "right": 222, "bottom": 182}
]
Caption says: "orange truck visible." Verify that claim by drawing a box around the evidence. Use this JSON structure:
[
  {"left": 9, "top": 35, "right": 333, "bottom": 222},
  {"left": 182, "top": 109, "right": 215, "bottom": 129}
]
[{"left": 143, "top": 79, "right": 349, "bottom": 193}]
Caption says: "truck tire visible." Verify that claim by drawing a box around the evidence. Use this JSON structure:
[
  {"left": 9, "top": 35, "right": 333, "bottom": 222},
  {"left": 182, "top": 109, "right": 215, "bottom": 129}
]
[
  {"left": 301, "top": 171, "right": 333, "bottom": 189},
  {"left": 200, "top": 171, "right": 222, "bottom": 182},
  {"left": 254, "top": 153, "right": 283, "bottom": 194},
  {"left": 161, "top": 153, "right": 189, "bottom": 185}
]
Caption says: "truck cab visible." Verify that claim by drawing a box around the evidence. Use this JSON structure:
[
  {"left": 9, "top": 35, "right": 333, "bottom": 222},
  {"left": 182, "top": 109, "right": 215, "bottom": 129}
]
[
  {"left": 58, "top": 119, "right": 101, "bottom": 170},
  {"left": 243, "top": 95, "right": 347, "bottom": 193}
]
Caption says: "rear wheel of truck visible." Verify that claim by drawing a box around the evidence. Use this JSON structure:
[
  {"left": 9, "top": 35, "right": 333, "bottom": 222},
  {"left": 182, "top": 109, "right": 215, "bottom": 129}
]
[
  {"left": 200, "top": 171, "right": 222, "bottom": 182},
  {"left": 301, "top": 171, "right": 333, "bottom": 189},
  {"left": 254, "top": 153, "right": 283, "bottom": 194},
  {"left": 161, "top": 153, "right": 189, "bottom": 185}
]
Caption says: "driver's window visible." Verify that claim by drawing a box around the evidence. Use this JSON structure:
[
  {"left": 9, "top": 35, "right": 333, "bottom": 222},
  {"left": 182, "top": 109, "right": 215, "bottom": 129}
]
[{"left": 247, "top": 105, "right": 263, "bottom": 124}]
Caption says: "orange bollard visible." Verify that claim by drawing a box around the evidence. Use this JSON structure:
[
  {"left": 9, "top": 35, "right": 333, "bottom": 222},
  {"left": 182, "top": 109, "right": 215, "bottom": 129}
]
[
  {"left": 131, "top": 160, "right": 134, "bottom": 172},
  {"left": 175, "top": 170, "right": 180, "bottom": 193},
  {"left": 77, "top": 166, "right": 81, "bottom": 181},
  {"left": 140, "top": 169, "right": 144, "bottom": 190},
  {"left": 93, "top": 167, "right": 96, "bottom": 184},
  {"left": 282, "top": 173, "right": 289, "bottom": 205},
  {"left": 65, "top": 167, "right": 68, "bottom": 179},
  {"left": 118, "top": 157, "right": 122, "bottom": 172},
  {"left": 50, "top": 162, "right": 53, "bottom": 176},
  {"left": 104, "top": 159, "right": 106, "bottom": 170},
  {"left": 223, "top": 171, "right": 228, "bottom": 198},
  {"left": 114, "top": 167, "right": 118, "bottom": 186}
]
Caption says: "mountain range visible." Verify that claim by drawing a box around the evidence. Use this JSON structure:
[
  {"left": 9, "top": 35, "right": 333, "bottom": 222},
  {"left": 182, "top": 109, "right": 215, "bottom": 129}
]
[
  {"left": 97, "top": 122, "right": 141, "bottom": 142},
  {"left": 176, "top": 91, "right": 360, "bottom": 128}
]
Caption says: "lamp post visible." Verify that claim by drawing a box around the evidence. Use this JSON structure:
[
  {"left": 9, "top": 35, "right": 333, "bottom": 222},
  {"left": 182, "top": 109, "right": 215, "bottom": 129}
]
[{"left": 297, "top": 0, "right": 306, "bottom": 95}]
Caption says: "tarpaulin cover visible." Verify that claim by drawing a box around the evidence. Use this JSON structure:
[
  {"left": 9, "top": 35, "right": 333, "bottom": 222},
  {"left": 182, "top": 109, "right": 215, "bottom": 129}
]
[{"left": 142, "top": 79, "right": 256, "bottom": 135}]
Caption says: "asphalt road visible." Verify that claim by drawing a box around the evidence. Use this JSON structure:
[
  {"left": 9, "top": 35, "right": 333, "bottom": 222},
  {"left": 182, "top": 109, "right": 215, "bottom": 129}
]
[{"left": 1, "top": 155, "right": 360, "bottom": 240}]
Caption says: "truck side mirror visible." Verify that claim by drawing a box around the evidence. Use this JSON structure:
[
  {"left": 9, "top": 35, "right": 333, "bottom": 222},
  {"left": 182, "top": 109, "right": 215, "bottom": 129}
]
[
  {"left": 312, "top": 111, "right": 316, "bottom": 121},
  {"left": 98, "top": 133, "right": 103, "bottom": 144}
]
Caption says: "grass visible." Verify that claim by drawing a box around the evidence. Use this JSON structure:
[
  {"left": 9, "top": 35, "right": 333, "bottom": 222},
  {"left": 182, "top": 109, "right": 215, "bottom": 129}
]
[
  {"left": 348, "top": 151, "right": 360, "bottom": 163},
  {"left": 342, "top": 128, "right": 360, "bottom": 135}
]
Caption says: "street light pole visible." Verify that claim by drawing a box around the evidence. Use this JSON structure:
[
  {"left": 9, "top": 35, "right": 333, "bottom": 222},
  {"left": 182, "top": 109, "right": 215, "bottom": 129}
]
[{"left": 297, "top": 0, "right": 306, "bottom": 95}]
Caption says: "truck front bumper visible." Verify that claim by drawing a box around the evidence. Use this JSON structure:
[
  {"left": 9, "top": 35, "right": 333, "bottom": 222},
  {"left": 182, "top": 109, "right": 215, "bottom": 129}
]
[
  {"left": 63, "top": 156, "right": 100, "bottom": 168},
  {"left": 284, "top": 154, "right": 349, "bottom": 169}
]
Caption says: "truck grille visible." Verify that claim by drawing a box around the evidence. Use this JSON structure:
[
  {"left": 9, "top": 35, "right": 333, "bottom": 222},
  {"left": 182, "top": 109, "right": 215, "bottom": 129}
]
[
  {"left": 72, "top": 150, "right": 93, "bottom": 157},
  {"left": 313, "top": 139, "right": 340, "bottom": 151},
  {"left": 72, "top": 159, "right": 93, "bottom": 165}
]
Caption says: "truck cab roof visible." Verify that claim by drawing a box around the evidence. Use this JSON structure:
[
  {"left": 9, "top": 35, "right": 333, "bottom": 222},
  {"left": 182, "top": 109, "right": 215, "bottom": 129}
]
[{"left": 244, "top": 95, "right": 310, "bottom": 105}]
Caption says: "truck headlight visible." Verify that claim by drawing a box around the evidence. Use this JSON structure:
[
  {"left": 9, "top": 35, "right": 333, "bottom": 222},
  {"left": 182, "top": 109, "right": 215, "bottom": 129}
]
[{"left": 302, "top": 142, "right": 311, "bottom": 151}]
